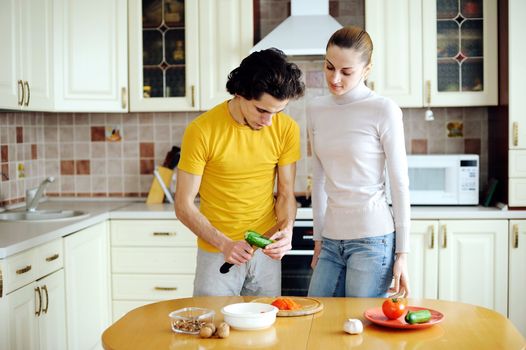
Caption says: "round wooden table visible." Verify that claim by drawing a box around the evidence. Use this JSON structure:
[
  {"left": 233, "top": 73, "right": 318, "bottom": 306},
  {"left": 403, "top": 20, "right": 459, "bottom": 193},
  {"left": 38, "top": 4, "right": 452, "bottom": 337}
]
[{"left": 102, "top": 296, "right": 526, "bottom": 350}]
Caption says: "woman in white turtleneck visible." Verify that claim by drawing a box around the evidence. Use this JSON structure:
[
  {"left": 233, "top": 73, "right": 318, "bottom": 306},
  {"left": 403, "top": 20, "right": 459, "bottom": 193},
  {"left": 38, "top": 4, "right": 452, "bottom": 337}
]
[{"left": 307, "top": 26, "right": 411, "bottom": 298}]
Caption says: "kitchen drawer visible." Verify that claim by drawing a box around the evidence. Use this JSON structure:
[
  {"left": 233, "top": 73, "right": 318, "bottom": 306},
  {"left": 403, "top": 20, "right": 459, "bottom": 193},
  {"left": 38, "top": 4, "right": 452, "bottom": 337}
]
[
  {"left": 35, "top": 238, "right": 63, "bottom": 278},
  {"left": 110, "top": 220, "right": 196, "bottom": 247},
  {"left": 4, "top": 247, "right": 37, "bottom": 294},
  {"left": 112, "top": 300, "right": 155, "bottom": 322},
  {"left": 112, "top": 274, "right": 194, "bottom": 300},
  {"left": 111, "top": 247, "right": 197, "bottom": 273},
  {"left": 509, "top": 178, "right": 526, "bottom": 207},
  {"left": 509, "top": 150, "right": 526, "bottom": 177}
]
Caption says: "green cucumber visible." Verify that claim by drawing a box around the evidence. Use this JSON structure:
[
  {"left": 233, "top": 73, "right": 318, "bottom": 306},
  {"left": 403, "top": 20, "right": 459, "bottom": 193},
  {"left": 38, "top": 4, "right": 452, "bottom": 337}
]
[
  {"left": 244, "top": 230, "right": 273, "bottom": 248},
  {"left": 405, "top": 309, "right": 432, "bottom": 324}
]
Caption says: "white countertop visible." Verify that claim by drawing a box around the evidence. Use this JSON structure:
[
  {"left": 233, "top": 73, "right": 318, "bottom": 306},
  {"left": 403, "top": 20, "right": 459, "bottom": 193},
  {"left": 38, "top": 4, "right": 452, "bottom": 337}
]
[{"left": 1, "top": 199, "right": 526, "bottom": 259}]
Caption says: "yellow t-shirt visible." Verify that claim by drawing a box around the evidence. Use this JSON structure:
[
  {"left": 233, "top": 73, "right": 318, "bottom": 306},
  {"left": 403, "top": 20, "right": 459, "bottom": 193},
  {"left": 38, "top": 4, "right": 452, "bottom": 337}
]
[{"left": 178, "top": 100, "right": 301, "bottom": 252}]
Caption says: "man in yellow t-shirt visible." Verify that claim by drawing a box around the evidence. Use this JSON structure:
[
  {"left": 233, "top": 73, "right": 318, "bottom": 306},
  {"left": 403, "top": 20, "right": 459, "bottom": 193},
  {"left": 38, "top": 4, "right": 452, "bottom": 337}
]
[{"left": 175, "top": 48, "right": 305, "bottom": 296}]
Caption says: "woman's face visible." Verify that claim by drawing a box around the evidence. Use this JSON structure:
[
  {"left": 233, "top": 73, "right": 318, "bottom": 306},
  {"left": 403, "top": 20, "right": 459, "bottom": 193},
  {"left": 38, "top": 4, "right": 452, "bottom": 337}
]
[{"left": 324, "top": 45, "right": 371, "bottom": 96}]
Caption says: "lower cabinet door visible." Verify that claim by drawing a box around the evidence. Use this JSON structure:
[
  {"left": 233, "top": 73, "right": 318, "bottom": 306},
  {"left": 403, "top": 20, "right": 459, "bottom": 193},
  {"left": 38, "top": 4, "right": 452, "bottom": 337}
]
[
  {"left": 64, "top": 222, "right": 111, "bottom": 350},
  {"left": 438, "top": 220, "right": 508, "bottom": 315},
  {"left": 38, "top": 270, "right": 67, "bottom": 350},
  {"left": 509, "top": 220, "right": 526, "bottom": 338},
  {"left": 6, "top": 283, "right": 39, "bottom": 350}
]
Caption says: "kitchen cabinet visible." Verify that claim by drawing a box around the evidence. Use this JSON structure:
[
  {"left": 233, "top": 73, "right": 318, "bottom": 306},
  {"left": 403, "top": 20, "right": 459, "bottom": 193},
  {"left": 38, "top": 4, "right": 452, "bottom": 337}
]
[
  {"left": 509, "top": 220, "right": 526, "bottom": 337},
  {"left": 1, "top": 239, "right": 66, "bottom": 350},
  {"left": 64, "top": 222, "right": 111, "bottom": 350},
  {"left": 0, "top": 0, "right": 54, "bottom": 110},
  {"left": 110, "top": 219, "right": 196, "bottom": 321},
  {"left": 53, "top": 0, "right": 128, "bottom": 112},
  {"left": 128, "top": 0, "right": 253, "bottom": 111},
  {"left": 365, "top": 0, "right": 497, "bottom": 107},
  {"left": 409, "top": 220, "right": 508, "bottom": 315},
  {"left": 507, "top": 0, "right": 526, "bottom": 207}
]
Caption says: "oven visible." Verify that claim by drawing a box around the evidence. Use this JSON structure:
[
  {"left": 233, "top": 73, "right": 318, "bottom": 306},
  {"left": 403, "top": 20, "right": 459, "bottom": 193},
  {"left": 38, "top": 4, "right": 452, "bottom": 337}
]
[{"left": 281, "top": 212, "right": 314, "bottom": 296}]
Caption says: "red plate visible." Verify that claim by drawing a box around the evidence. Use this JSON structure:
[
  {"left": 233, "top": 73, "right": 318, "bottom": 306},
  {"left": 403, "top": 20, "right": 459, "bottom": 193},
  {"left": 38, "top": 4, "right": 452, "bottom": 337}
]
[{"left": 364, "top": 306, "right": 444, "bottom": 329}]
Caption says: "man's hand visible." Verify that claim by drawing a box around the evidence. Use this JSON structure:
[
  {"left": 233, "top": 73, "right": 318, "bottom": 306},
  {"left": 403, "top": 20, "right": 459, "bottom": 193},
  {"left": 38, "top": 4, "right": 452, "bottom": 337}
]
[
  {"left": 222, "top": 239, "right": 254, "bottom": 265},
  {"left": 262, "top": 224, "right": 293, "bottom": 260}
]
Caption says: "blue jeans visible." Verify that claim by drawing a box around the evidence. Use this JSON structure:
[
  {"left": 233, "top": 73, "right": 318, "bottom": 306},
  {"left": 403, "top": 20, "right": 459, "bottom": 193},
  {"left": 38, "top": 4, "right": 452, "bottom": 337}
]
[{"left": 307, "top": 232, "right": 395, "bottom": 298}]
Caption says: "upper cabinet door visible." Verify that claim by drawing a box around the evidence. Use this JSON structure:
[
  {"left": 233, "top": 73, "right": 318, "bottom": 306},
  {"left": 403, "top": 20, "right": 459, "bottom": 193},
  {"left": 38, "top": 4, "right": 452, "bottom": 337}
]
[
  {"left": 422, "top": 0, "right": 498, "bottom": 106},
  {"left": 20, "top": 0, "right": 54, "bottom": 110},
  {"left": 53, "top": 0, "right": 128, "bottom": 112},
  {"left": 199, "top": 0, "right": 253, "bottom": 110},
  {"left": 509, "top": 0, "right": 526, "bottom": 149},
  {"left": 0, "top": 0, "right": 21, "bottom": 109},
  {"left": 365, "top": 0, "right": 423, "bottom": 107},
  {"left": 129, "top": 0, "right": 199, "bottom": 111}
]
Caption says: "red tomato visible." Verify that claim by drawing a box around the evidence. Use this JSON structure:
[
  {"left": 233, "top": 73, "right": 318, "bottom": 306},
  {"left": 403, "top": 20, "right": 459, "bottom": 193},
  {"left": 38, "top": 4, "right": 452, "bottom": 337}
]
[{"left": 381, "top": 297, "right": 407, "bottom": 320}]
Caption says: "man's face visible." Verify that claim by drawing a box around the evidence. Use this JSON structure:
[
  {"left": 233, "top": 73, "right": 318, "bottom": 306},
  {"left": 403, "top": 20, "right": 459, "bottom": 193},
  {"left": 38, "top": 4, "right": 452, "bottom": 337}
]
[{"left": 238, "top": 93, "right": 289, "bottom": 130}]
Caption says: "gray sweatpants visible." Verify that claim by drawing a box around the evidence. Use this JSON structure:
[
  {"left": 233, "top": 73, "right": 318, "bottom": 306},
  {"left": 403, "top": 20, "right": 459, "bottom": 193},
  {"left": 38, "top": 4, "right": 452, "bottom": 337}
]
[{"left": 193, "top": 248, "right": 281, "bottom": 296}]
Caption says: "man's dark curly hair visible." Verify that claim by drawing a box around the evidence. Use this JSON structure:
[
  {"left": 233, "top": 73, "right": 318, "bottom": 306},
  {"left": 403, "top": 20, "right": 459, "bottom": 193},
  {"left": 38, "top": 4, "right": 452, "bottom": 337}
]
[{"left": 226, "top": 48, "right": 305, "bottom": 101}]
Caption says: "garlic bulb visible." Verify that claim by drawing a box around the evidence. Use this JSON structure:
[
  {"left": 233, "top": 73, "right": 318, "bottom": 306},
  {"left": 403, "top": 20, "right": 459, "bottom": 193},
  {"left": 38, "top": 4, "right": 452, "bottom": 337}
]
[{"left": 343, "top": 318, "right": 363, "bottom": 334}]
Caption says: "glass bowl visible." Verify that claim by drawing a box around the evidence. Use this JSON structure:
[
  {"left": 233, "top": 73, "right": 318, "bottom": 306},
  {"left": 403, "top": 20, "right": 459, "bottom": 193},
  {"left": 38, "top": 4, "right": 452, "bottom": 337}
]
[{"left": 168, "top": 307, "right": 215, "bottom": 334}]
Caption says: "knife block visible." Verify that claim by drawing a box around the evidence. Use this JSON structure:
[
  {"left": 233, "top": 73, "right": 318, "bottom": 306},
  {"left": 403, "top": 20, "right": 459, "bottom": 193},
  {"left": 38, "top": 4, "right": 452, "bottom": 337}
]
[{"left": 146, "top": 166, "right": 173, "bottom": 204}]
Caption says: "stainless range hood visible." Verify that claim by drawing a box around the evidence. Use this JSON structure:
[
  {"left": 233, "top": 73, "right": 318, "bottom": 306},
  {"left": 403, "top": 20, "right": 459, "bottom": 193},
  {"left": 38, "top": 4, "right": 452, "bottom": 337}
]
[{"left": 251, "top": 0, "right": 343, "bottom": 56}]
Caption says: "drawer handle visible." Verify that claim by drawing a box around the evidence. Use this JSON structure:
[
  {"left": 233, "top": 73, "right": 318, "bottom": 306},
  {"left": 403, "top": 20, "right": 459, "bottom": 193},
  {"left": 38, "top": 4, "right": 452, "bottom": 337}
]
[
  {"left": 45, "top": 253, "right": 59, "bottom": 262},
  {"left": 16, "top": 265, "right": 32, "bottom": 275},
  {"left": 153, "top": 232, "right": 177, "bottom": 236},
  {"left": 155, "top": 286, "right": 178, "bottom": 291}
]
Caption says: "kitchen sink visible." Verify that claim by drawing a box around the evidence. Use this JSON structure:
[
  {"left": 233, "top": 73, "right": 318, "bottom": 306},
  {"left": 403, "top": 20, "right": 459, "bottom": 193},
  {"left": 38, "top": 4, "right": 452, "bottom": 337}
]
[{"left": 0, "top": 210, "right": 89, "bottom": 222}]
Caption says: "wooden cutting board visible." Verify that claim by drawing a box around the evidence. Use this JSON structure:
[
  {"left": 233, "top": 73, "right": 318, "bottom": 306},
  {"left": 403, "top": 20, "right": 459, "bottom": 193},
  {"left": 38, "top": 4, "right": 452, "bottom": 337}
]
[{"left": 251, "top": 297, "right": 323, "bottom": 317}]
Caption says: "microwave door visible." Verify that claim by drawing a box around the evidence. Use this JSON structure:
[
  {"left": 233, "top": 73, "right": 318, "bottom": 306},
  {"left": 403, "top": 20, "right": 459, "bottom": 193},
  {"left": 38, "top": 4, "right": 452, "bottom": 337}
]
[{"left": 408, "top": 166, "right": 458, "bottom": 204}]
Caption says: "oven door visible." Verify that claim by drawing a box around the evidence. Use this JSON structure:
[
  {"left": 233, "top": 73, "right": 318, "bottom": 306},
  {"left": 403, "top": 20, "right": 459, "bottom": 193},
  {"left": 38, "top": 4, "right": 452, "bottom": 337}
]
[{"left": 281, "top": 220, "right": 314, "bottom": 296}]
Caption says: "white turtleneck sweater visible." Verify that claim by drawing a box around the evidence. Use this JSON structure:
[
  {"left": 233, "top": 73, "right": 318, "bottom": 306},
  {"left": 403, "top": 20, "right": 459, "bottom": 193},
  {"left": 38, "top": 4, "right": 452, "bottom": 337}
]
[{"left": 307, "top": 82, "right": 410, "bottom": 253}]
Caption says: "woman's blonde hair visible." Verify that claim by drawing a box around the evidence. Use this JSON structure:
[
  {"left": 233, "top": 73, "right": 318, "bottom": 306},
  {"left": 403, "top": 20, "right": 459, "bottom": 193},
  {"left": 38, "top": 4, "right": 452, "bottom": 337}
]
[{"left": 326, "top": 26, "right": 373, "bottom": 65}]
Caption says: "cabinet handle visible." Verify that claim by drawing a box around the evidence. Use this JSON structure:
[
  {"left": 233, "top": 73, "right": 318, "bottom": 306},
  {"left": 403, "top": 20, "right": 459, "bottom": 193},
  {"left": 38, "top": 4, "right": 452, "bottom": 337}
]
[
  {"left": 441, "top": 224, "right": 447, "bottom": 249},
  {"left": 513, "top": 224, "right": 519, "bottom": 249},
  {"left": 0, "top": 268, "right": 3, "bottom": 298},
  {"left": 35, "top": 287, "right": 42, "bottom": 316},
  {"left": 121, "top": 86, "right": 127, "bottom": 109},
  {"left": 23, "top": 81, "right": 30, "bottom": 106},
  {"left": 426, "top": 80, "right": 432, "bottom": 106},
  {"left": 428, "top": 225, "right": 435, "bottom": 249},
  {"left": 16, "top": 265, "right": 32, "bottom": 275},
  {"left": 17, "top": 80, "right": 24, "bottom": 106},
  {"left": 191, "top": 85, "right": 195, "bottom": 107},
  {"left": 153, "top": 232, "right": 177, "bottom": 236},
  {"left": 154, "top": 286, "right": 178, "bottom": 291},
  {"left": 45, "top": 253, "right": 59, "bottom": 262},
  {"left": 42, "top": 285, "right": 49, "bottom": 314},
  {"left": 513, "top": 122, "right": 519, "bottom": 147}
]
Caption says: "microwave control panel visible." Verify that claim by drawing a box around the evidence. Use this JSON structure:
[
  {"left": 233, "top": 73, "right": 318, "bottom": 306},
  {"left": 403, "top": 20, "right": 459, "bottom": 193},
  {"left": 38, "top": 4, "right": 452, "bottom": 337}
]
[{"left": 460, "top": 160, "right": 478, "bottom": 193}]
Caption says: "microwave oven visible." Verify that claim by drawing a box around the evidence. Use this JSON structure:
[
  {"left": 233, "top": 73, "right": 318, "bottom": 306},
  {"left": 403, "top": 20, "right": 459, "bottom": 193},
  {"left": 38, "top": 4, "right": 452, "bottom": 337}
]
[{"left": 386, "top": 154, "right": 479, "bottom": 205}]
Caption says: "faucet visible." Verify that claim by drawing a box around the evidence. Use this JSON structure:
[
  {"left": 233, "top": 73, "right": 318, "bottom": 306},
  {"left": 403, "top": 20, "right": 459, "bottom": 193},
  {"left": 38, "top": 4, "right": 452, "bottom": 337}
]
[{"left": 26, "top": 177, "right": 55, "bottom": 212}]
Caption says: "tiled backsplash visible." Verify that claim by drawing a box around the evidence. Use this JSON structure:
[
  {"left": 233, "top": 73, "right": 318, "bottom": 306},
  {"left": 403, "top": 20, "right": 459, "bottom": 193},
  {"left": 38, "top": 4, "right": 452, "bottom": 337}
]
[{"left": 0, "top": 70, "right": 488, "bottom": 206}]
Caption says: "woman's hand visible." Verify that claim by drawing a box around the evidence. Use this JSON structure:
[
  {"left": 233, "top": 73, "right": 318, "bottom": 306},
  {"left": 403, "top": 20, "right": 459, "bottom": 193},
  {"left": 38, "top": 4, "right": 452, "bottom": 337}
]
[
  {"left": 389, "top": 252, "right": 411, "bottom": 297},
  {"left": 310, "top": 240, "right": 322, "bottom": 269}
]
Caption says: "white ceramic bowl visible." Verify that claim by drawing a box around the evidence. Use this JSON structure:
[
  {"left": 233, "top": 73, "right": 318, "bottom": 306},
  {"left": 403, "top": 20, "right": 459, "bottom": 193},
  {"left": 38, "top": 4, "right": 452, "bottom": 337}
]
[{"left": 221, "top": 302, "right": 278, "bottom": 330}]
